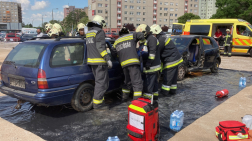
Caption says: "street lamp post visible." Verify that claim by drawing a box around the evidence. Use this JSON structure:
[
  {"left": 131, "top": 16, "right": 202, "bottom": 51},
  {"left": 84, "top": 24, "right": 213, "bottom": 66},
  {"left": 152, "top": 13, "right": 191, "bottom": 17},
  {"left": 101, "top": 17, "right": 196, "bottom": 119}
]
[
  {"left": 52, "top": 8, "right": 58, "bottom": 21},
  {"left": 42, "top": 14, "right": 46, "bottom": 32}
]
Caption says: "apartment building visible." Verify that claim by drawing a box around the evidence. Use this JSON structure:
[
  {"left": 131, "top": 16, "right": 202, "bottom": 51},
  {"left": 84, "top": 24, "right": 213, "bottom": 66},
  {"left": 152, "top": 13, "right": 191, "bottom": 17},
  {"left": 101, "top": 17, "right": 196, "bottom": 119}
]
[
  {"left": 185, "top": 0, "right": 199, "bottom": 15},
  {"left": 88, "top": 0, "right": 185, "bottom": 31},
  {"left": 64, "top": 6, "right": 89, "bottom": 18},
  {"left": 0, "top": 1, "right": 22, "bottom": 23},
  {"left": 199, "top": 0, "right": 217, "bottom": 19}
]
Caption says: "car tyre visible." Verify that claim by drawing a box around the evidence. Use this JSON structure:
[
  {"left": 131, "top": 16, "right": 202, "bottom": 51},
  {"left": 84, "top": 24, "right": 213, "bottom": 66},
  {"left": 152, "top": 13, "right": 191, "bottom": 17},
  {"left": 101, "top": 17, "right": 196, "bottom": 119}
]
[
  {"left": 177, "top": 64, "right": 186, "bottom": 81},
  {"left": 211, "top": 59, "right": 219, "bottom": 73},
  {"left": 71, "top": 83, "right": 94, "bottom": 112}
]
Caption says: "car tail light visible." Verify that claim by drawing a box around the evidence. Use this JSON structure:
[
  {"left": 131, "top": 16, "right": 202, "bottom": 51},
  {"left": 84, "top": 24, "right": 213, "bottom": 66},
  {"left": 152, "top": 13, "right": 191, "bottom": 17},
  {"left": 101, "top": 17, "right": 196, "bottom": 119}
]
[{"left": 37, "top": 69, "right": 48, "bottom": 89}]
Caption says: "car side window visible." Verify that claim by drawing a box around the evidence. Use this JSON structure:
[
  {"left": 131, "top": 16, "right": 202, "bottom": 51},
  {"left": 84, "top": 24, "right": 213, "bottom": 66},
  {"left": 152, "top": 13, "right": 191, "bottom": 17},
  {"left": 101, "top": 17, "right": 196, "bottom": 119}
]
[
  {"left": 50, "top": 43, "right": 84, "bottom": 67},
  {"left": 202, "top": 38, "right": 213, "bottom": 50}
]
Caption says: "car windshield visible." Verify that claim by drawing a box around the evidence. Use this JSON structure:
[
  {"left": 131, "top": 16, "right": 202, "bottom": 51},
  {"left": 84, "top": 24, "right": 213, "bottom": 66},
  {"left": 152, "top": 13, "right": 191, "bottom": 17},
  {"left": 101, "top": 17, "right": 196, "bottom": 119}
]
[
  {"left": 106, "top": 33, "right": 111, "bottom": 35},
  {"left": 7, "top": 34, "right": 15, "bottom": 37},
  {"left": 16, "top": 34, "right": 21, "bottom": 37},
  {"left": 5, "top": 43, "right": 47, "bottom": 67},
  {"left": 171, "top": 37, "right": 192, "bottom": 50},
  {"left": 23, "top": 34, "right": 37, "bottom": 38}
]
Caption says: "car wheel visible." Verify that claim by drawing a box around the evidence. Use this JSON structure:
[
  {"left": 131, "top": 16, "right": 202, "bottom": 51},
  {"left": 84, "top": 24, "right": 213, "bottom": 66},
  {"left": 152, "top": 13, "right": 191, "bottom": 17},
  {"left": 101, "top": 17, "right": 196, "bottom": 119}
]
[
  {"left": 211, "top": 59, "right": 219, "bottom": 73},
  {"left": 177, "top": 64, "right": 186, "bottom": 81},
  {"left": 250, "top": 49, "right": 252, "bottom": 58},
  {"left": 71, "top": 83, "right": 94, "bottom": 112}
]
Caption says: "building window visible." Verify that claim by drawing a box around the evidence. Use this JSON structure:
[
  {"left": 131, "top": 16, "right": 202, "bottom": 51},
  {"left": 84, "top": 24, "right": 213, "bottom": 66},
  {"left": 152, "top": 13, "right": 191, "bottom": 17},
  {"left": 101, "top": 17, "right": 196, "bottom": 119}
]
[
  {"left": 170, "top": 8, "right": 174, "bottom": 11},
  {"left": 137, "top": 0, "right": 141, "bottom": 3},
  {"left": 125, "top": 5, "right": 127, "bottom": 8},
  {"left": 194, "top": 10, "right": 197, "bottom": 12},
  {"left": 153, "top": 10, "right": 156, "bottom": 14},
  {"left": 160, "top": 2, "right": 162, "bottom": 5},
  {"left": 190, "top": 9, "right": 192, "bottom": 12},
  {"left": 143, "top": 6, "right": 145, "bottom": 9},
  {"left": 105, "top": 4, "right": 108, "bottom": 7},
  {"left": 130, "top": 18, "right": 133, "bottom": 21},
  {"left": 154, "top": 4, "right": 157, "bottom": 8},
  {"left": 124, "top": 11, "right": 127, "bottom": 14},
  {"left": 137, "top": 6, "right": 141, "bottom": 9},
  {"left": 130, "top": 5, "right": 134, "bottom": 9},
  {"left": 98, "top": 10, "right": 103, "bottom": 13},
  {"left": 159, "top": 19, "right": 162, "bottom": 22},
  {"left": 185, "top": 1, "right": 188, "bottom": 5},
  {"left": 170, "top": 19, "right": 173, "bottom": 22},
  {"left": 170, "top": 13, "right": 173, "bottom": 16},
  {"left": 125, "top": 0, "right": 128, "bottom": 2},
  {"left": 98, "top": 3, "right": 102, "bottom": 7},
  {"left": 175, "top": 8, "right": 178, "bottom": 11},
  {"left": 164, "top": 19, "right": 167, "bottom": 22},
  {"left": 160, "top": 7, "right": 162, "bottom": 10},
  {"left": 117, "top": 20, "right": 121, "bottom": 23},
  {"left": 153, "top": 21, "right": 156, "bottom": 24},
  {"left": 137, "top": 12, "right": 141, "bottom": 15},
  {"left": 164, "top": 8, "right": 168, "bottom": 11},
  {"left": 194, "top": 4, "right": 198, "bottom": 7},
  {"left": 136, "top": 24, "right": 140, "bottom": 26},
  {"left": 143, "top": 12, "right": 146, "bottom": 15},
  {"left": 170, "top": 3, "right": 174, "bottom": 6},
  {"left": 175, "top": 14, "right": 177, "bottom": 17},
  {"left": 117, "top": 2, "right": 121, "bottom": 6},
  {"left": 160, "top": 13, "right": 162, "bottom": 16},
  {"left": 195, "top": 0, "right": 198, "bottom": 1},
  {"left": 176, "top": 3, "right": 178, "bottom": 6},
  {"left": 164, "top": 2, "right": 168, "bottom": 5},
  {"left": 143, "top": 0, "right": 146, "bottom": 3},
  {"left": 164, "top": 13, "right": 168, "bottom": 16},
  {"left": 124, "top": 17, "right": 127, "bottom": 20},
  {"left": 105, "top": 16, "right": 108, "bottom": 20},
  {"left": 130, "top": 12, "right": 134, "bottom": 15},
  {"left": 130, "top": 0, "right": 134, "bottom": 3},
  {"left": 117, "top": 14, "right": 121, "bottom": 18},
  {"left": 117, "top": 8, "right": 121, "bottom": 12},
  {"left": 143, "top": 18, "right": 145, "bottom": 21},
  {"left": 137, "top": 18, "right": 141, "bottom": 21},
  {"left": 175, "top": 19, "right": 178, "bottom": 22}
]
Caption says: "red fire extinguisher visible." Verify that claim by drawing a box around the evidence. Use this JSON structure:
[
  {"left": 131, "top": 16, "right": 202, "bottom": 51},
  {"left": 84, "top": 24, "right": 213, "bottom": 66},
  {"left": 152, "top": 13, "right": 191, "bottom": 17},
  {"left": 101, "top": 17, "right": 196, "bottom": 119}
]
[{"left": 215, "top": 89, "right": 229, "bottom": 98}]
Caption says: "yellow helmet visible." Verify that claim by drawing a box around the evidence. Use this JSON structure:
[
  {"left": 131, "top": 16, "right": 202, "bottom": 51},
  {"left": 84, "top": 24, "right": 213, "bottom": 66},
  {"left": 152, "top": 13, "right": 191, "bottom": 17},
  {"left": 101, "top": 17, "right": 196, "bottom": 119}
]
[
  {"left": 52, "top": 23, "right": 62, "bottom": 32},
  {"left": 136, "top": 24, "right": 150, "bottom": 37},
  {"left": 150, "top": 24, "right": 162, "bottom": 34},
  {"left": 48, "top": 28, "right": 59, "bottom": 37},
  {"left": 92, "top": 15, "right": 106, "bottom": 28},
  {"left": 77, "top": 23, "right": 85, "bottom": 31},
  {"left": 45, "top": 23, "right": 52, "bottom": 31}
]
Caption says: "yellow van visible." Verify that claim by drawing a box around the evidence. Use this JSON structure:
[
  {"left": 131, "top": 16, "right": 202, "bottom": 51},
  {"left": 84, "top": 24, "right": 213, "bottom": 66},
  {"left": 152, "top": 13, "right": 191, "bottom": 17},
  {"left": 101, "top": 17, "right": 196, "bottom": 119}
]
[{"left": 180, "top": 19, "right": 252, "bottom": 57}]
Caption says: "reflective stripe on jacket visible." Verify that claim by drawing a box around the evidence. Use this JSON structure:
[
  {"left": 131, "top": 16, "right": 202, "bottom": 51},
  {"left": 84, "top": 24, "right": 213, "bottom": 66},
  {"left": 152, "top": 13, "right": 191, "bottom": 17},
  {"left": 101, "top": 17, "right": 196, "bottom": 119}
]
[{"left": 224, "top": 34, "right": 232, "bottom": 46}]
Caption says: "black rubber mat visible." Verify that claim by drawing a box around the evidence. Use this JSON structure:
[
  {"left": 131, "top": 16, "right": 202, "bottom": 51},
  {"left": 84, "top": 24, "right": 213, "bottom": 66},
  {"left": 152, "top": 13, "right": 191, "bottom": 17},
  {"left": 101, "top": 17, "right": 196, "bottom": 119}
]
[{"left": 0, "top": 69, "right": 251, "bottom": 141}]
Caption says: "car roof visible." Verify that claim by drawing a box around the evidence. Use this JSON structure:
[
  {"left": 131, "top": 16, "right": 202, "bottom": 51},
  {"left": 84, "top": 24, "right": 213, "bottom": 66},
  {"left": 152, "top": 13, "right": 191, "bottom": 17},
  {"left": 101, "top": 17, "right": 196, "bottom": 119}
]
[
  {"left": 24, "top": 38, "right": 86, "bottom": 45},
  {"left": 171, "top": 35, "right": 210, "bottom": 38}
]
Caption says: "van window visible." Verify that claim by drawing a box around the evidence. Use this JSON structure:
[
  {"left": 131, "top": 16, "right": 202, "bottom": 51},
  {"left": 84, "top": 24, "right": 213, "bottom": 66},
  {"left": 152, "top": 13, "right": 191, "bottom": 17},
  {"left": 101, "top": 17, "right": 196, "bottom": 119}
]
[
  {"left": 236, "top": 25, "right": 251, "bottom": 36},
  {"left": 172, "top": 24, "right": 183, "bottom": 35},
  {"left": 190, "top": 25, "right": 210, "bottom": 35},
  {"left": 50, "top": 43, "right": 84, "bottom": 67},
  {"left": 202, "top": 38, "right": 213, "bottom": 50},
  {"left": 5, "top": 43, "right": 47, "bottom": 67}
]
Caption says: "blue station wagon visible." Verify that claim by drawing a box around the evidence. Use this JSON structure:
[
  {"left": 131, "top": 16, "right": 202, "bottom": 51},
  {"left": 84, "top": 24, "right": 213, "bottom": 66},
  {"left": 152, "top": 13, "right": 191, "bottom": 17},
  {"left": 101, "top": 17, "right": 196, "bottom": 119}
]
[{"left": 0, "top": 38, "right": 123, "bottom": 112}]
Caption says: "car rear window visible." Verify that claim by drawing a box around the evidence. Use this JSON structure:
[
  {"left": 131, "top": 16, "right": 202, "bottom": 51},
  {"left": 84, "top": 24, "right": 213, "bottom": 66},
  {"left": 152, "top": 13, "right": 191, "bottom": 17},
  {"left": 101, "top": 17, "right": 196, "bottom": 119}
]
[
  {"left": 5, "top": 43, "right": 47, "bottom": 67},
  {"left": 172, "top": 24, "right": 183, "bottom": 35},
  {"left": 7, "top": 34, "right": 15, "bottom": 37},
  {"left": 23, "top": 34, "right": 37, "bottom": 38},
  {"left": 106, "top": 33, "right": 111, "bottom": 35},
  {"left": 171, "top": 37, "right": 192, "bottom": 50},
  {"left": 16, "top": 34, "right": 21, "bottom": 37},
  {"left": 190, "top": 25, "right": 210, "bottom": 35}
]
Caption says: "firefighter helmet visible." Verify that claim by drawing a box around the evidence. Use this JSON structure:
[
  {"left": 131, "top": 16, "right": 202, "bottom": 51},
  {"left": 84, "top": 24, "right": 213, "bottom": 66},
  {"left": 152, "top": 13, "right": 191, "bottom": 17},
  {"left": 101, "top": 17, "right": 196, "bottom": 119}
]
[
  {"left": 52, "top": 23, "right": 62, "bottom": 32},
  {"left": 77, "top": 23, "right": 85, "bottom": 31},
  {"left": 48, "top": 28, "right": 59, "bottom": 37},
  {"left": 119, "top": 27, "right": 130, "bottom": 36},
  {"left": 226, "top": 29, "right": 230, "bottom": 32},
  {"left": 92, "top": 15, "right": 106, "bottom": 28},
  {"left": 136, "top": 24, "right": 150, "bottom": 37},
  {"left": 150, "top": 24, "right": 162, "bottom": 35},
  {"left": 45, "top": 23, "right": 52, "bottom": 31}
]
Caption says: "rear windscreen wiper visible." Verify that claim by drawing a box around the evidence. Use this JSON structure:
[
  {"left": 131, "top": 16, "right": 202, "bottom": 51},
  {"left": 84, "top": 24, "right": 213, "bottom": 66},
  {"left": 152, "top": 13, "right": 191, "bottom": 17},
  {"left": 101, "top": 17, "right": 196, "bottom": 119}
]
[{"left": 5, "top": 61, "right": 17, "bottom": 68}]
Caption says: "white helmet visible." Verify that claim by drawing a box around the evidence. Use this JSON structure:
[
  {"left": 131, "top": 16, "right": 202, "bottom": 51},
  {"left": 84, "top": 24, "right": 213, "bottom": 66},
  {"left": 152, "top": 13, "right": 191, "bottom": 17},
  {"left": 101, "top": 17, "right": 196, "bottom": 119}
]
[
  {"left": 92, "top": 15, "right": 106, "bottom": 28},
  {"left": 150, "top": 24, "right": 162, "bottom": 34},
  {"left": 52, "top": 23, "right": 62, "bottom": 32},
  {"left": 136, "top": 24, "right": 150, "bottom": 37},
  {"left": 45, "top": 23, "right": 52, "bottom": 31},
  {"left": 77, "top": 23, "right": 86, "bottom": 31},
  {"left": 48, "top": 28, "right": 59, "bottom": 37}
]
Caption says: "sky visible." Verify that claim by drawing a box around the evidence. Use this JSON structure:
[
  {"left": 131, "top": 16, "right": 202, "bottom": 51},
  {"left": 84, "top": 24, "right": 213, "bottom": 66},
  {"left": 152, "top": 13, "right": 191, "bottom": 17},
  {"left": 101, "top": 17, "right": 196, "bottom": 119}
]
[{"left": 1, "top": 0, "right": 89, "bottom": 27}]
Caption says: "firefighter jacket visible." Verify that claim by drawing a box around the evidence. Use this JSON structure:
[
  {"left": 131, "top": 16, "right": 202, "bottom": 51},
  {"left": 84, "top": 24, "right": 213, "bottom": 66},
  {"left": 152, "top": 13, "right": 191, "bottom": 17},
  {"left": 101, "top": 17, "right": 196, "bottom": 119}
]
[
  {"left": 111, "top": 32, "right": 145, "bottom": 68},
  {"left": 157, "top": 32, "right": 183, "bottom": 70},
  {"left": 224, "top": 33, "right": 232, "bottom": 46},
  {"left": 143, "top": 34, "right": 161, "bottom": 73},
  {"left": 86, "top": 26, "right": 110, "bottom": 65}
]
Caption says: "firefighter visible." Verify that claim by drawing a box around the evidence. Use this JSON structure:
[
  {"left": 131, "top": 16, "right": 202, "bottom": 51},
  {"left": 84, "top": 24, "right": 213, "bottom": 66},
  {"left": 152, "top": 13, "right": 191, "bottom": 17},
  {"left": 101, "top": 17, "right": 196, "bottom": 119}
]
[
  {"left": 150, "top": 24, "right": 183, "bottom": 95},
  {"left": 77, "top": 23, "right": 86, "bottom": 37},
  {"left": 47, "top": 28, "right": 59, "bottom": 38},
  {"left": 45, "top": 23, "right": 52, "bottom": 34},
  {"left": 86, "top": 15, "right": 112, "bottom": 110},
  {"left": 136, "top": 24, "right": 161, "bottom": 100},
  {"left": 224, "top": 29, "right": 232, "bottom": 57},
  {"left": 111, "top": 27, "right": 145, "bottom": 101},
  {"left": 52, "top": 23, "right": 65, "bottom": 37}
]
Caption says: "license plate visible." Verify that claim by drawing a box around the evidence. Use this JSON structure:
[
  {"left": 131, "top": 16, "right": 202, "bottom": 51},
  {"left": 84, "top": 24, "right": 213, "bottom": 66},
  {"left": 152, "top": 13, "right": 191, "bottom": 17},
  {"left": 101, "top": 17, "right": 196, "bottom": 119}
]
[{"left": 9, "top": 78, "right": 25, "bottom": 89}]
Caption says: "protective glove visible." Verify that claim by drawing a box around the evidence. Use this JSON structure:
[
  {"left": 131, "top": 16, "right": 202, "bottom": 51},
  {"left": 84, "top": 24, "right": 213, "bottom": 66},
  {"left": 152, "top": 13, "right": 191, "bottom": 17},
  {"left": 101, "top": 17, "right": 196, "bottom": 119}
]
[{"left": 107, "top": 60, "right": 113, "bottom": 69}]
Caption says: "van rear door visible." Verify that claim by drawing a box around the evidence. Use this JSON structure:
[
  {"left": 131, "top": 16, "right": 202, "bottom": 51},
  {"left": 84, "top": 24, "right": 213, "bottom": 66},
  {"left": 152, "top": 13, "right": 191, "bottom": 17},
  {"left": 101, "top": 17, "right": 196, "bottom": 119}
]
[{"left": 189, "top": 23, "right": 212, "bottom": 36}]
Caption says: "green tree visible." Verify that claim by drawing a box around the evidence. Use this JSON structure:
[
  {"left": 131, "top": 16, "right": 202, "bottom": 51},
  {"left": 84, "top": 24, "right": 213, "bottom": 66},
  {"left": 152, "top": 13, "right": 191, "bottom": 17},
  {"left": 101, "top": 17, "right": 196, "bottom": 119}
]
[
  {"left": 210, "top": 0, "right": 252, "bottom": 23},
  {"left": 22, "top": 22, "right": 25, "bottom": 27},
  {"left": 178, "top": 13, "right": 201, "bottom": 24},
  {"left": 28, "top": 24, "right": 33, "bottom": 28},
  {"left": 78, "top": 17, "right": 90, "bottom": 25},
  {"left": 49, "top": 20, "right": 61, "bottom": 24},
  {"left": 63, "top": 9, "right": 88, "bottom": 32}
]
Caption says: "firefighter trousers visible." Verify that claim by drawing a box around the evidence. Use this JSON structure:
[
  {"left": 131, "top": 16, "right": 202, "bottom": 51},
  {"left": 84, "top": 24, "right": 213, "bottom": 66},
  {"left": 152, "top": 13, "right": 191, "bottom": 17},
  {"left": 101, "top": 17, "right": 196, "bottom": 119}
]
[
  {"left": 122, "top": 65, "right": 143, "bottom": 100},
  {"left": 91, "top": 65, "right": 109, "bottom": 108},
  {"left": 161, "top": 66, "right": 178, "bottom": 95},
  {"left": 143, "top": 72, "right": 159, "bottom": 100},
  {"left": 224, "top": 45, "right": 231, "bottom": 57}
]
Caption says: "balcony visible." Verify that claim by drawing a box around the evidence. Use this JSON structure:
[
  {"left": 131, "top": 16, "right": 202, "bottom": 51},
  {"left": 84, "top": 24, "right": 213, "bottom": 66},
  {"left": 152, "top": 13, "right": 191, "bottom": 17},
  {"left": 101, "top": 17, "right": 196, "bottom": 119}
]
[
  {"left": 117, "top": 11, "right": 121, "bottom": 13},
  {"left": 117, "top": 4, "right": 121, "bottom": 7},
  {"left": 153, "top": 13, "right": 157, "bottom": 15},
  {"left": 117, "top": 23, "right": 121, "bottom": 25},
  {"left": 154, "top": 7, "right": 157, "bottom": 9},
  {"left": 154, "top": 0, "right": 157, "bottom": 3},
  {"left": 153, "top": 18, "right": 156, "bottom": 20},
  {"left": 117, "top": 17, "right": 121, "bottom": 19},
  {"left": 185, "top": 9, "right": 188, "bottom": 11}
]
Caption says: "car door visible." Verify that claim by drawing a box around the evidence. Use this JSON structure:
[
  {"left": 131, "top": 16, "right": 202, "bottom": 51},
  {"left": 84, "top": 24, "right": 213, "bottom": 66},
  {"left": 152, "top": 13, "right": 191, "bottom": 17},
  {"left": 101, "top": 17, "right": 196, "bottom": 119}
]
[
  {"left": 105, "top": 41, "right": 123, "bottom": 91},
  {"left": 202, "top": 37, "right": 215, "bottom": 68}
]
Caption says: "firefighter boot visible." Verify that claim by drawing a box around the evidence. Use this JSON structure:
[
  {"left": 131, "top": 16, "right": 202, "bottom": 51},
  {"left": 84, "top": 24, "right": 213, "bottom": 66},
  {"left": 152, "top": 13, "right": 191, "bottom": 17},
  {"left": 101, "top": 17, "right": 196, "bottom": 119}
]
[
  {"left": 122, "top": 92, "right": 130, "bottom": 102},
  {"left": 93, "top": 102, "right": 109, "bottom": 111}
]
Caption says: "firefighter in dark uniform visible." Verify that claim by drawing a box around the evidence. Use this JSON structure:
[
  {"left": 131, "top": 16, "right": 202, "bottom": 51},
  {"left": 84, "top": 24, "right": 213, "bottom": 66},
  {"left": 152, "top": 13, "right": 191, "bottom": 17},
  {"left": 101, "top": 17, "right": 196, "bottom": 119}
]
[
  {"left": 111, "top": 27, "right": 145, "bottom": 101},
  {"left": 136, "top": 24, "right": 161, "bottom": 100},
  {"left": 86, "top": 15, "right": 112, "bottom": 110},
  {"left": 224, "top": 29, "right": 232, "bottom": 57},
  {"left": 150, "top": 24, "right": 183, "bottom": 95},
  {"left": 77, "top": 23, "right": 86, "bottom": 37}
]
